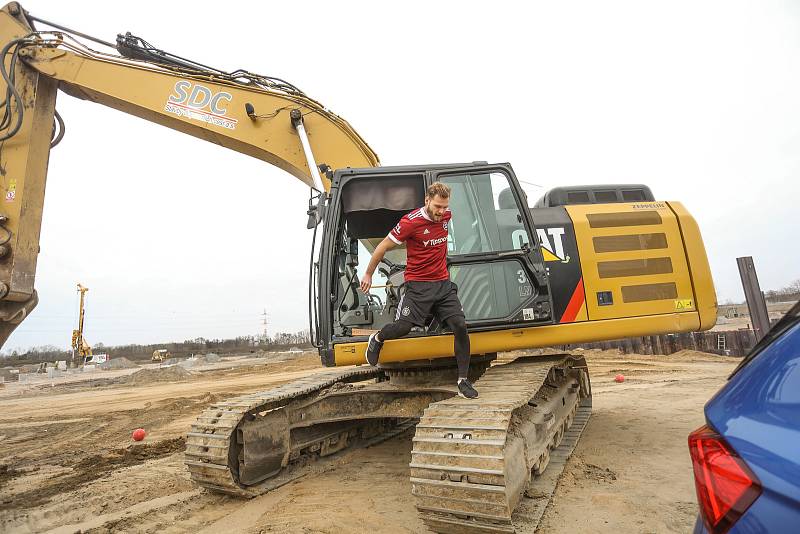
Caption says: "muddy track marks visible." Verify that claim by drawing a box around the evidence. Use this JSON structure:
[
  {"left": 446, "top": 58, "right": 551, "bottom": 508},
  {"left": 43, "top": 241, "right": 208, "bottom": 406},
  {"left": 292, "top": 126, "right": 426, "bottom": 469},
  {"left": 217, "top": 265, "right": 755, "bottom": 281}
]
[{"left": 1, "top": 438, "right": 186, "bottom": 510}]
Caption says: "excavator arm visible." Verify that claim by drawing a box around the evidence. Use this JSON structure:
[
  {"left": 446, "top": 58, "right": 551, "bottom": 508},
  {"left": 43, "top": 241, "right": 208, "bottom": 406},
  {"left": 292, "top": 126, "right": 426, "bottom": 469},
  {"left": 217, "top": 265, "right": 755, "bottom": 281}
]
[{"left": 0, "top": 2, "right": 379, "bottom": 347}]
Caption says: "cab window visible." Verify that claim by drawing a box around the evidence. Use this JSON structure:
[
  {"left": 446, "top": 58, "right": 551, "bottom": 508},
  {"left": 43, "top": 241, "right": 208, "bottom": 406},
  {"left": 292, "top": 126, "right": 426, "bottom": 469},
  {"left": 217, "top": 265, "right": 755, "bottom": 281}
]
[{"left": 440, "top": 172, "right": 526, "bottom": 255}]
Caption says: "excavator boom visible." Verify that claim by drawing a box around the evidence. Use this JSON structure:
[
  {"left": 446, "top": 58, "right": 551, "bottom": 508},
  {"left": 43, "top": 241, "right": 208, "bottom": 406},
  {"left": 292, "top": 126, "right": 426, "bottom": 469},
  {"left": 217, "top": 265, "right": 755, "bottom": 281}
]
[{"left": 0, "top": 2, "right": 378, "bottom": 346}]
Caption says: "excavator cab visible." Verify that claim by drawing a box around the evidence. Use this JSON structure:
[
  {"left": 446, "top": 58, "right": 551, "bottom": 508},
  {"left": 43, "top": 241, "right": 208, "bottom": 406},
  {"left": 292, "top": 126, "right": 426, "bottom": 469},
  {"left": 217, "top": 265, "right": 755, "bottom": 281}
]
[{"left": 315, "top": 163, "right": 554, "bottom": 366}]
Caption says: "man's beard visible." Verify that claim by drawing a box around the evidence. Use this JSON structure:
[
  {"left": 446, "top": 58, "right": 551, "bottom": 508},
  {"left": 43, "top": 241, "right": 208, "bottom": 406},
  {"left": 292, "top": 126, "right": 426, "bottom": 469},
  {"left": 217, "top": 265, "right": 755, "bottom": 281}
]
[{"left": 425, "top": 205, "right": 441, "bottom": 221}]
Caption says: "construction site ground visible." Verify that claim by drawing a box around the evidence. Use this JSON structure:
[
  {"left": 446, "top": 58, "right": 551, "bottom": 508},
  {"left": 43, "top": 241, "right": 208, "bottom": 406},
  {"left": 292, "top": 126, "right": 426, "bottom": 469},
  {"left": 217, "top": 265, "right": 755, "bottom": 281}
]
[{"left": 0, "top": 349, "right": 738, "bottom": 534}]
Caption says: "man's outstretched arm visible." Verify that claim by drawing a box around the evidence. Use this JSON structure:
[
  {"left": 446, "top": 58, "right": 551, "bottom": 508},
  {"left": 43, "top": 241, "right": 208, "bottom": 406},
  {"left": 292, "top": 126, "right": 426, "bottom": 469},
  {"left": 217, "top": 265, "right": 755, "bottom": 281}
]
[{"left": 360, "top": 237, "right": 399, "bottom": 293}]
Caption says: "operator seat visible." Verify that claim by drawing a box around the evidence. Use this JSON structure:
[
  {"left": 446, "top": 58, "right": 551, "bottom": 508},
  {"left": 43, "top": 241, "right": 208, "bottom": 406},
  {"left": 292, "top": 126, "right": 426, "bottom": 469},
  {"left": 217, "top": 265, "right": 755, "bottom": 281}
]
[{"left": 498, "top": 187, "right": 516, "bottom": 210}]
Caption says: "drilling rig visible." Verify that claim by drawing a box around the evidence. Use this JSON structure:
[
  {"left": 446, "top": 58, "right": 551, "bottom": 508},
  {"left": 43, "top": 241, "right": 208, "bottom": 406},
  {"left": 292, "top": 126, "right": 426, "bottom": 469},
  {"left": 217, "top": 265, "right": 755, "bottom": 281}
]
[{"left": 70, "top": 283, "right": 92, "bottom": 366}]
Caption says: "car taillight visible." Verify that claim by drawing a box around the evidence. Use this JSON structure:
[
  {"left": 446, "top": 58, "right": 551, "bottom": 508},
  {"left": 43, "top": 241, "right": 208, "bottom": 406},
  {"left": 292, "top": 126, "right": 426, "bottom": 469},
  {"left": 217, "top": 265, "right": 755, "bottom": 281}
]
[{"left": 688, "top": 425, "right": 761, "bottom": 534}]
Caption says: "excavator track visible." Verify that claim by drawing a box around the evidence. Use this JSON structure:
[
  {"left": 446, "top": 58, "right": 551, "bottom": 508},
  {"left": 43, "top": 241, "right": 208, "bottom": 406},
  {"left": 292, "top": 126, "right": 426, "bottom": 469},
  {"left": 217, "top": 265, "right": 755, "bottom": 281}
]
[
  {"left": 185, "top": 365, "right": 383, "bottom": 497},
  {"left": 410, "top": 355, "right": 591, "bottom": 533},
  {"left": 185, "top": 351, "right": 590, "bottom": 533}
]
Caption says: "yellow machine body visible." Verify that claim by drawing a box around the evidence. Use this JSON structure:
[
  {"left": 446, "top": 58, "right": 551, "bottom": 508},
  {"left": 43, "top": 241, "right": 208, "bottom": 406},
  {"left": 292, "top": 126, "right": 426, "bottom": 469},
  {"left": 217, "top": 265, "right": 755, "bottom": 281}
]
[{"left": 332, "top": 200, "right": 716, "bottom": 366}]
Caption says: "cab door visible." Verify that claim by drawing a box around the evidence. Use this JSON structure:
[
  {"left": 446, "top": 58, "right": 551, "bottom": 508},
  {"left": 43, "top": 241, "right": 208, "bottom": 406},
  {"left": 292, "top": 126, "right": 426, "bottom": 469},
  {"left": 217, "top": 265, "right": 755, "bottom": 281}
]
[{"left": 430, "top": 164, "right": 554, "bottom": 328}]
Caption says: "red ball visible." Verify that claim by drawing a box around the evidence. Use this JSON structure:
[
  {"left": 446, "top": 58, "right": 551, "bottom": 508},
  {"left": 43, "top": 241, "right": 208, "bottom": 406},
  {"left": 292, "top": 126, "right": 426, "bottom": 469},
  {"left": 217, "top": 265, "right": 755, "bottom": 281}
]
[
  {"left": 132, "top": 428, "right": 146, "bottom": 441},
  {"left": 614, "top": 374, "right": 625, "bottom": 383}
]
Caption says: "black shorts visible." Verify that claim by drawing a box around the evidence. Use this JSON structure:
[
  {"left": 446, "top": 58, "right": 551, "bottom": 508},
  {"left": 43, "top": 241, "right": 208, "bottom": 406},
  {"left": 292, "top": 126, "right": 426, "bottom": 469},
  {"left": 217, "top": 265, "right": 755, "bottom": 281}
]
[{"left": 396, "top": 280, "right": 465, "bottom": 327}]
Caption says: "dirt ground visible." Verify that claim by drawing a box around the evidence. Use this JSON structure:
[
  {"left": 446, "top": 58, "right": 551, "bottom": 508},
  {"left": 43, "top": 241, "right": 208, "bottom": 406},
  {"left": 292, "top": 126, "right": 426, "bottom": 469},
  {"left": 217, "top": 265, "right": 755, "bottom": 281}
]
[{"left": 0, "top": 349, "right": 737, "bottom": 534}]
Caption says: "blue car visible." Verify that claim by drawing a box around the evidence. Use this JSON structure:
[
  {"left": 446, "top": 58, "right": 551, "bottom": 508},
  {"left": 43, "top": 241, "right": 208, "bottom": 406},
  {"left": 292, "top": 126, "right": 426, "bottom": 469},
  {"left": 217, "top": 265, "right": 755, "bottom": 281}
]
[{"left": 689, "top": 300, "right": 800, "bottom": 533}]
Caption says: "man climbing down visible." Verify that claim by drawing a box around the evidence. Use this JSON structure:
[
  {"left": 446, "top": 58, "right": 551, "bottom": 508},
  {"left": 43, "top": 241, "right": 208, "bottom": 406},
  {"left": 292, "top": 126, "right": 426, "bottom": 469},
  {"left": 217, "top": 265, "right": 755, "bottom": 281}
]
[{"left": 359, "top": 182, "right": 478, "bottom": 399}]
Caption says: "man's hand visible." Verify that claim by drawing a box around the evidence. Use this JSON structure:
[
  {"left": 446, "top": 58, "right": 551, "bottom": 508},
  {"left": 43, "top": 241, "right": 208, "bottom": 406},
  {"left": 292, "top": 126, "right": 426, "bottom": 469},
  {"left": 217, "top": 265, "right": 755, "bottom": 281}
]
[
  {"left": 360, "top": 273, "right": 373, "bottom": 294},
  {"left": 360, "top": 237, "right": 398, "bottom": 295}
]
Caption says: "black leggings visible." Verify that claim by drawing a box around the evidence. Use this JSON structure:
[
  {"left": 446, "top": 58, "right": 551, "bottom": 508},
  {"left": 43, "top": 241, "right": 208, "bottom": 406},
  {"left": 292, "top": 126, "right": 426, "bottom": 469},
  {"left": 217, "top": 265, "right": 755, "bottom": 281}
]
[{"left": 378, "top": 315, "right": 471, "bottom": 379}]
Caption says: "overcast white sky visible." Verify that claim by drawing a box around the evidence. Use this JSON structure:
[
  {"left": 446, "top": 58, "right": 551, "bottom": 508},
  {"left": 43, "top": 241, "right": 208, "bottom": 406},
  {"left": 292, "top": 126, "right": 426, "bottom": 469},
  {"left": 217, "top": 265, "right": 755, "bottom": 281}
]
[{"left": 5, "top": 0, "right": 799, "bottom": 351}]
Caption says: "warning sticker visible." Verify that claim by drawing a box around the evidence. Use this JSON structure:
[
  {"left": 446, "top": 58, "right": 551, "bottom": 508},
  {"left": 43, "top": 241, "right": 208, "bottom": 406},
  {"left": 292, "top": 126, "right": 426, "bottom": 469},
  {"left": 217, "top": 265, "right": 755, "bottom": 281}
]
[
  {"left": 5, "top": 178, "right": 15, "bottom": 202},
  {"left": 674, "top": 299, "right": 694, "bottom": 310},
  {"left": 523, "top": 308, "right": 535, "bottom": 320}
]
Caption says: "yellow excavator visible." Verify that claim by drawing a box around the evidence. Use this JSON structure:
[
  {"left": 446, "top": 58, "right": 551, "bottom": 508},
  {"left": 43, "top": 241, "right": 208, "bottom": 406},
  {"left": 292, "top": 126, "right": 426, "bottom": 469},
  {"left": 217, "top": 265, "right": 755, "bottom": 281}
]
[{"left": 0, "top": 4, "right": 716, "bottom": 532}]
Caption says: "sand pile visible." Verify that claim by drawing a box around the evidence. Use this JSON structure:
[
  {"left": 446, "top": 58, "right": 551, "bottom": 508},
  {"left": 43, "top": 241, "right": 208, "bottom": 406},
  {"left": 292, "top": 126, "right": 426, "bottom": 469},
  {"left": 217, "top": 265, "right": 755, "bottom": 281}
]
[
  {"left": 179, "top": 353, "right": 222, "bottom": 368},
  {"left": 98, "top": 357, "right": 138, "bottom": 370},
  {"left": 123, "top": 365, "right": 192, "bottom": 385}
]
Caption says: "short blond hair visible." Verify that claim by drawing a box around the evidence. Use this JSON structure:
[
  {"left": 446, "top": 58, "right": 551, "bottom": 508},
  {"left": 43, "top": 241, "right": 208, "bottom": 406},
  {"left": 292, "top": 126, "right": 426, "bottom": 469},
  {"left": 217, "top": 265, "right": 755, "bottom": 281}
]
[{"left": 426, "top": 182, "right": 451, "bottom": 199}]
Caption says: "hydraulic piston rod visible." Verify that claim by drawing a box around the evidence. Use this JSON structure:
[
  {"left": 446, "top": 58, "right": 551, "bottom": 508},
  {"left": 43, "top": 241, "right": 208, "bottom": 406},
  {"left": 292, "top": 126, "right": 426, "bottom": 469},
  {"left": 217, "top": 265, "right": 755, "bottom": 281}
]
[{"left": 291, "top": 109, "right": 325, "bottom": 193}]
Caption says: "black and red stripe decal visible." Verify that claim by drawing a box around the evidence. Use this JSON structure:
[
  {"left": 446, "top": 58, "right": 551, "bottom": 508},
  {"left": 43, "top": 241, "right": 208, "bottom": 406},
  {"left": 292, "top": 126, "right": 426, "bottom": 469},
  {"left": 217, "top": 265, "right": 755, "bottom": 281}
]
[{"left": 559, "top": 278, "right": 585, "bottom": 323}]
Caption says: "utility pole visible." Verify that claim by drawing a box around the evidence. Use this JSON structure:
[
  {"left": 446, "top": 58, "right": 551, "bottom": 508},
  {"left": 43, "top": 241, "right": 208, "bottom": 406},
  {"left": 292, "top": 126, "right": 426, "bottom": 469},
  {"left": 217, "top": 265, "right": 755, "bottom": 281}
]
[
  {"left": 261, "top": 308, "right": 269, "bottom": 342},
  {"left": 736, "top": 257, "right": 771, "bottom": 342}
]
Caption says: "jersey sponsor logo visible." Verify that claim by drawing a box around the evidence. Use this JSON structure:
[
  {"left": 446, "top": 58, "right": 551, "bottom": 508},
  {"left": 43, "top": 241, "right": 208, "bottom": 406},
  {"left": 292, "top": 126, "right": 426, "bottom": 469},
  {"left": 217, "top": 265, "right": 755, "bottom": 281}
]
[
  {"left": 165, "top": 81, "right": 237, "bottom": 130},
  {"left": 422, "top": 236, "right": 448, "bottom": 247}
]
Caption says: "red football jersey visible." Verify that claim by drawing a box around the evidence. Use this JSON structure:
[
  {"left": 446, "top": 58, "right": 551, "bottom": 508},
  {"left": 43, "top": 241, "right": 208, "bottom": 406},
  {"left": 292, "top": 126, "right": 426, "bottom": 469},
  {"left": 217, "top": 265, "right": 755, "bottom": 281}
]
[{"left": 388, "top": 207, "right": 452, "bottom": 282}]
